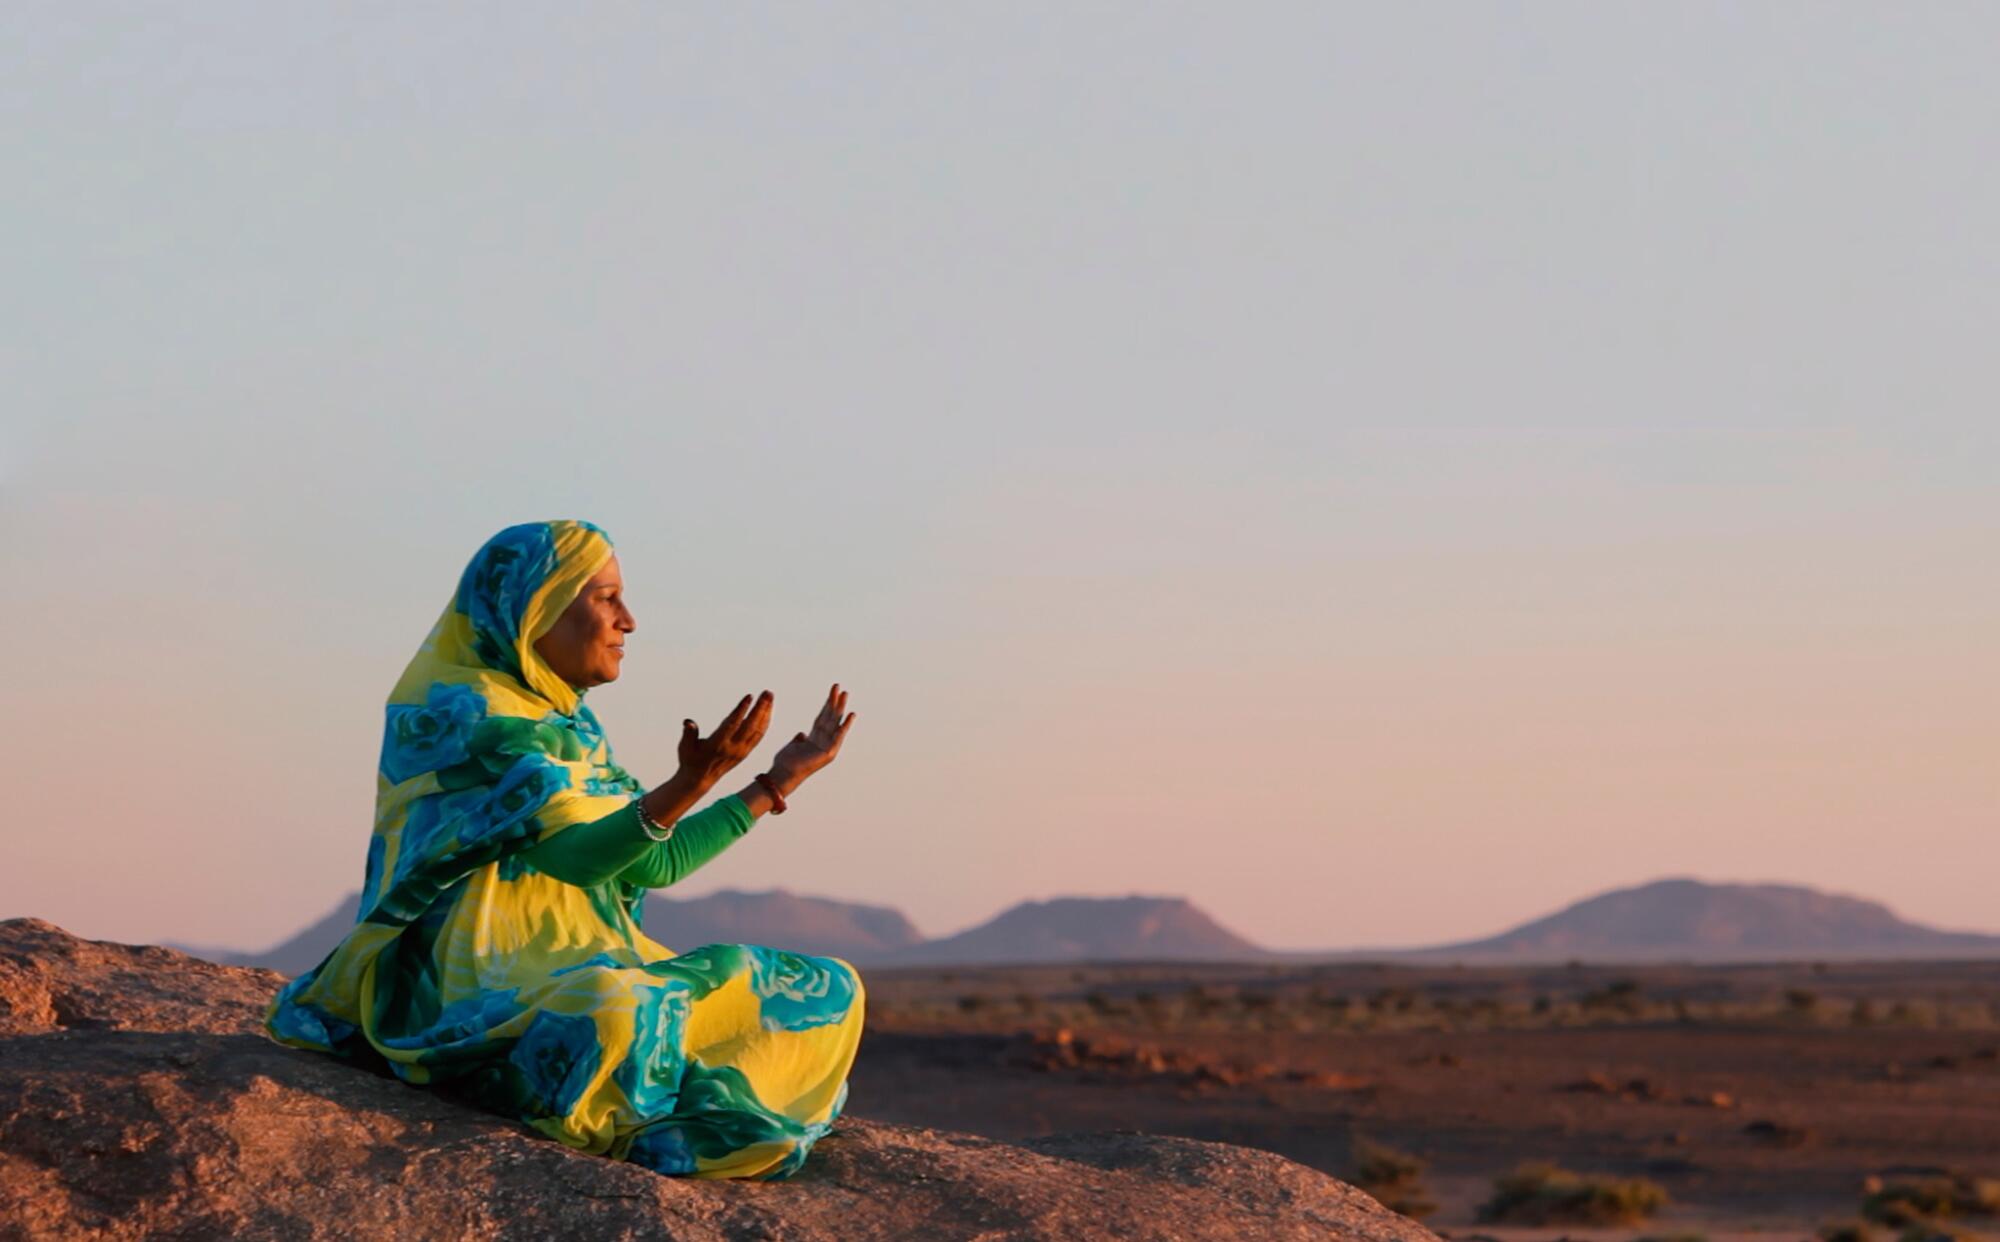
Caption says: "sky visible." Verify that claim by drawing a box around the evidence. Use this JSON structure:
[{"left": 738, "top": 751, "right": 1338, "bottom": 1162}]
[{"left": 2, "top": 3, "right": 1994, "bottom": 954}]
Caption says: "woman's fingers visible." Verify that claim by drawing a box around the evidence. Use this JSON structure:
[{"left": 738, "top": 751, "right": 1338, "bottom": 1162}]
[
  {"left": 732, "top": 691, "right": 773, "bottom": 743},
  {"left": 745, "top": 694, "right": 775, "bottom": 746},
  {"left": 815, "top": 687, "right": 847, "bottom": 734},
  {"left": 815, "top": 712, "right": 855, "bottom": 759},
  {"left": 715, "top": 693, "right": 755, "bottom": 737},
  {"left": 705, "top": 691, "right": 773, "bottom": 762}
]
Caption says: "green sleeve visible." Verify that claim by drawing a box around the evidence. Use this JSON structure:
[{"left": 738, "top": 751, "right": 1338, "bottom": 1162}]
[
  {"left": 516, "top": 795, "right": 756, "bottom": 890},
  {"left": 614, "top": 794, "right": 755, "bottom": 890},
  {"left": 516, "top": 802, "right": 658, "bottom": 888}
]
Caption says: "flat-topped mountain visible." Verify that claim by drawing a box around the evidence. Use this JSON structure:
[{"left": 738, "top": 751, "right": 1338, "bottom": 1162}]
[
  {"left": 0, "top": 917, "right": 1432, "bottom": 1241},
  {"left": 1425, "top": 877, "right": 2000, "bottom": 962},
  {"left": 889, "top": 895, "right": 1269, "bottom": 965},
  {"left": 641, "top": 888, "right": 925, "bottom": 961}
]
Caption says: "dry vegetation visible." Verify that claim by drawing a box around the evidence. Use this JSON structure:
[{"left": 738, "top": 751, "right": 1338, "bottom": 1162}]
[
  {"left": 865, "top": 958, "right": 2000, "bottom": 1037},
  {"left": 1478, "top": 1161, "right": 1670, "bottom": 1225},
  {"left": 850, "top": 957, "right": 2000, "bottom": 1236},
  {"left": 1347, "top": 1136, "right": 1437, "bottom": 1220}
]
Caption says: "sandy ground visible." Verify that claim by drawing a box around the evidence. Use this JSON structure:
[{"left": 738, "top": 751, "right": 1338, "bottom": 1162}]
[{"left": 846, "top": 958, "right": 2000, "bottom": 1239}]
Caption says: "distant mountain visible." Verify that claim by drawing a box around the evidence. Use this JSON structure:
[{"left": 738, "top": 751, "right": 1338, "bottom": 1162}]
[
  {"left": 170, "top": 891, "right": 362, "bottom": 978},
  {"left": 178, "top": 890, "right": 1266, "bottom": 975},
  {"left": 1423, "top": 877, "right": 2000, "bottom": 962},
  {"left": 887, "top": 896, "right": 1269, "bottom": 965},
  {"left": 641, "top": 889, "right": 924, "bottom": 963},
  {"left": 176, "top": 888, "right": 923, "bottom": 976}
]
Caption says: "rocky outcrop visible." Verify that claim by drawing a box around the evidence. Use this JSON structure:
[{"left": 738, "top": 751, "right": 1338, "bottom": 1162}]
[
  {"left": 0, "top": 917, "right": 284, "bottom": 1037},
  {"left": 0, "top": 918, "right": 1436, "bottom": 1241}
]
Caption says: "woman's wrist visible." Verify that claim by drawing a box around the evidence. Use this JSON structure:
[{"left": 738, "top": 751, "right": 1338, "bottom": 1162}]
[
  {"left": 734, "top": 770, "right": 801, "bottom": 820},
  {"left": 644, "top": 769, "right": 712, "bottom": 825},
  {"left": 766, "top": 765, "right": 807, "bottom": 799}
]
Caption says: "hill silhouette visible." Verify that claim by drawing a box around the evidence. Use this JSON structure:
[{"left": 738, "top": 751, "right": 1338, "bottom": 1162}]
[
  {"left": 172, "top": 892, "right": 363, "bottom": 978},
  {"left": 888, "top": 896, "right": 1268, "bottom": 965},
  {"left": 641, "top": 888, "right": 924, "bottom": 961},
  {"left": 1422, "top": 877, "right": 2000, "bottom": 962},
  {"left": 177, "top": 877, "right": 2000, "bottom": 974},
  {"left": 176, "top": 891, "right": 1266, "bottom": 974}
]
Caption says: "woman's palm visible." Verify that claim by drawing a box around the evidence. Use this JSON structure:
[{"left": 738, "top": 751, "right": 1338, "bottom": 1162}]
[{"left": 774, "top": 684, "right": 854, "bottom": 784}]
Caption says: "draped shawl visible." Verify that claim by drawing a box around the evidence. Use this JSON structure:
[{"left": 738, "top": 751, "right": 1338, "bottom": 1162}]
[
  {"left": 264, "top": 519, "right": 865, "bottom": 1181},
  {"left": 269, "top": 518, "right": 650, "bottom": 1059}
]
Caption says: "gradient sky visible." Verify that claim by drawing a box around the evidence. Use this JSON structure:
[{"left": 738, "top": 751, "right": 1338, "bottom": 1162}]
[{"left": 3, "top": 4, "right": 1995, "bottom": 954}]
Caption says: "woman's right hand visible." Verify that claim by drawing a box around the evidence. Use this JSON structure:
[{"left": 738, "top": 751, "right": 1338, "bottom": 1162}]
[{"left": 677, "top": 691, "right": 774, "bottom": 787}]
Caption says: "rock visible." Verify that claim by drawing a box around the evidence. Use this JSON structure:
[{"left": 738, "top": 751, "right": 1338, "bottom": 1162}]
[
  {"left": 0, "top": 919, "right": 1438, "bottom": 1241},
  {"left": 0, "top": 918, "right": 284, "bottom": 1037}
]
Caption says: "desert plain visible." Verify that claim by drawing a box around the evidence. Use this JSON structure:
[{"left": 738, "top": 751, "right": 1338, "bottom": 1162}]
[{"left": 849, "top": 956, "right": 2000, "bottom": 1241}]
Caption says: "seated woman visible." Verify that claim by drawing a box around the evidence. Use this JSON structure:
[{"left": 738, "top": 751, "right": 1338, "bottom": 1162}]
[{"left": 265, "top": 519, "right": 864, "bottom": 1180}]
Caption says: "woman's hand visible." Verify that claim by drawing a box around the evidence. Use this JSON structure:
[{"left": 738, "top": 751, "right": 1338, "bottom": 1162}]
[
  {"left": 678, "top": 691, "right": 774, "bottom": 788},
  {"left": 767, "top": 683, "right": 856, "bottom": 794}
]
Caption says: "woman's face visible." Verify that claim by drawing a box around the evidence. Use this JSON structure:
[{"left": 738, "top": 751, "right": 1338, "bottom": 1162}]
[{"left": 532, "top": 555, "right": 635, "bottom": 690}]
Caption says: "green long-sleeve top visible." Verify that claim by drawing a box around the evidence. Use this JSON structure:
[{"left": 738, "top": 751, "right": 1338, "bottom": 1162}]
[{"left": 517, "top": 795, "right": 755, "bottom": 890}]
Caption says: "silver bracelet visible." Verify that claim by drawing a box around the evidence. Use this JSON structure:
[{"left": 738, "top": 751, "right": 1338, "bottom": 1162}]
[{"left": 634, "top": 797, "right": 676, "bottom": 843}]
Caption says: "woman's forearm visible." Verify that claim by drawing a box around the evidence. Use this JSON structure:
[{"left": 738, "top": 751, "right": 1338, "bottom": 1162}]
[
  {"left": 517, "top": 769, "right": 720, "bottom": 888},
  {"left": 640, "top": 768, "right": 715, "bottom": 830},
  {"left": 616, "top": 795, "right": 755, "bottom": 888}
]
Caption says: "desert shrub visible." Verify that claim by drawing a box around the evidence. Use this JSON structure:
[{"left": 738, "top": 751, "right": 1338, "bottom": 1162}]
[
  {"left": 1818, "top": 1219, "right": 1879, "bottom": 1242},
  {"left": 1863, "top": 1173, "right": 2000, "bottom": 1225},
  {"left": 1368, "top": 987, "right": 1417, "bottom": 1014},
  {"left": 1786, "top": 988, "right": 1821, "bottom": 1014},
  {"left": 1187, "top": 988, "right": 1227, "bottom": 1018},
  {"left": 1898, "top": 1229, "right": 1982, "bottom": 1242},
  {"left": 1478, "top": 1162, "right": 1668, "bottom": 1225},
  {"left": 1581, "top": 980, "right": 1645, "bottom": 1016},
  {"left": 1852, "top": 999, "right": 1878, "bottom": 1026},
  {"left": 1348, "top": 1137, "right": 1437, "bottom": 1220},
  {"left": 1743, "top": 1119, "right": 1815, "bottom": 1148}
]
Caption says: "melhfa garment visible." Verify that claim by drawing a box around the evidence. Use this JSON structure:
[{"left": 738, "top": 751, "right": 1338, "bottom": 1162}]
[{"left": 264, "top": 519, "right": 864, "bottom": 1179}]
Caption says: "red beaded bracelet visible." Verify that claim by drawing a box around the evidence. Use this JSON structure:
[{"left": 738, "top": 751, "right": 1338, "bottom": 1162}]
[{"left": 753, "top": 772, "right": 788, "bottom": 814}]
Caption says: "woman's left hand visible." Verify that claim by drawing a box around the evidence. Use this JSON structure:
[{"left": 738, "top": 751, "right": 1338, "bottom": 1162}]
[{"left": 768, "top": 683, "right": 856, "bottom": 793}]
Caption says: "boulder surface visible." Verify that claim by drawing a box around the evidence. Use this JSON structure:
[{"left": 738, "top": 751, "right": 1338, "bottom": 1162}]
[{"left": 0, "top": 917, "right": 1438, "bottom": 1241}]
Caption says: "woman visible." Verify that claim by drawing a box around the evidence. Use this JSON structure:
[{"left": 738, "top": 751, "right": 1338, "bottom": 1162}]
[{"left": 265, "top": 519, "right": 864, "bottom": 1180}]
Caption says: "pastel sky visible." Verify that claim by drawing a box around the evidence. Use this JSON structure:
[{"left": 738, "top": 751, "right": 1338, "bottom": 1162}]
[{"left": 3, "top": 4, "right": 1994, "bottom": 954}]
